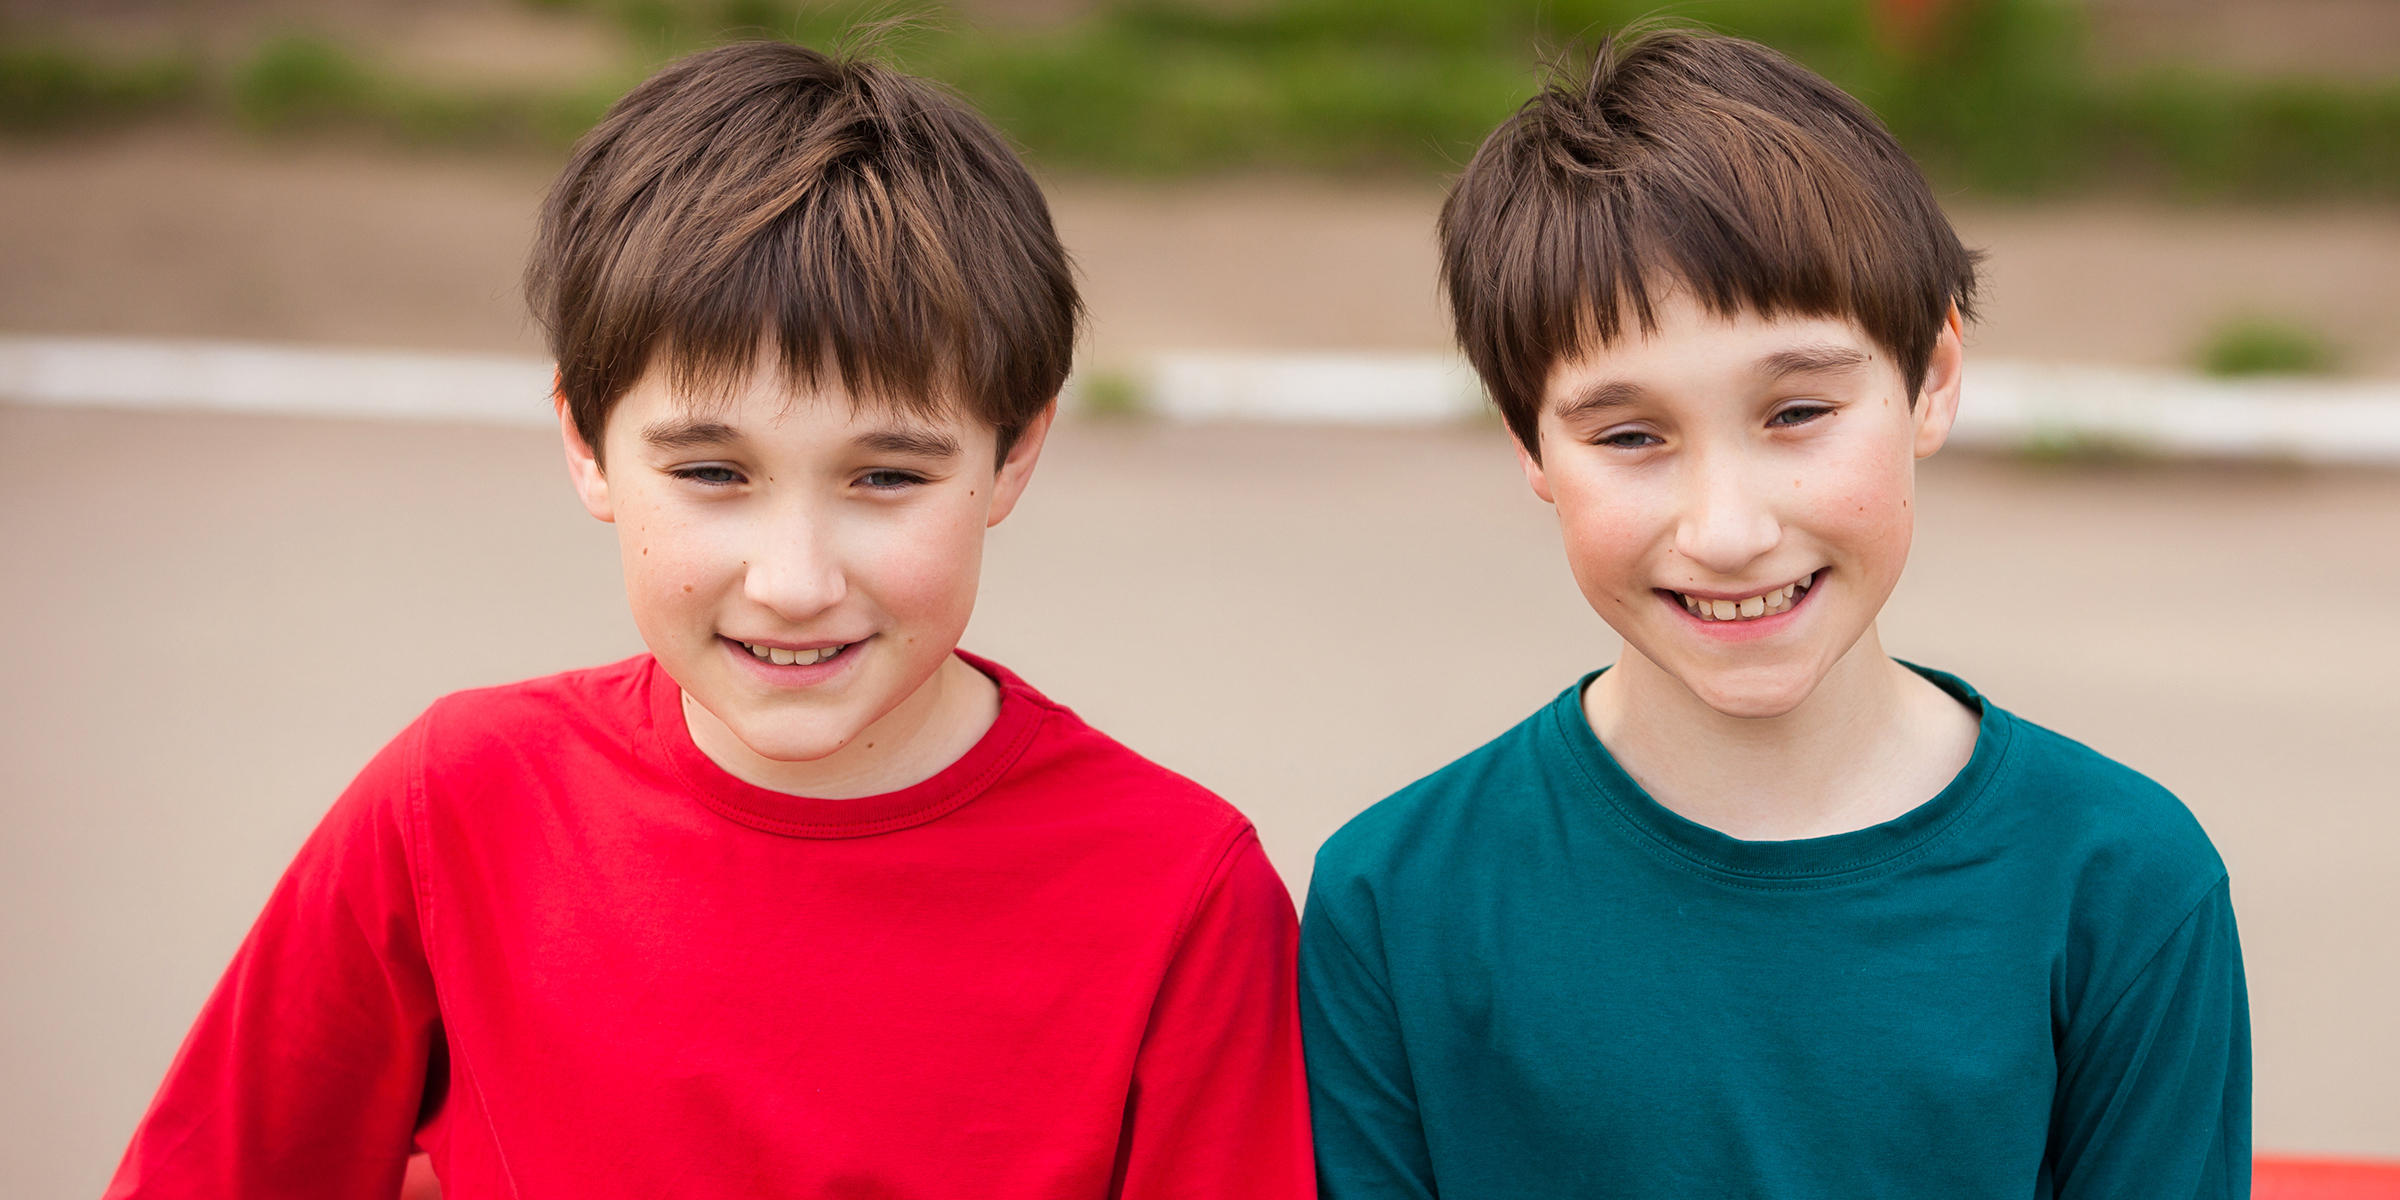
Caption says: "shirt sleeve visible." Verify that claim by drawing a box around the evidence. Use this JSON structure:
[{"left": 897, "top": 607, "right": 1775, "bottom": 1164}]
[
  {"left": 104, "top": 717, "right": 444, "bottom": 1200},
  {"left": 2049, "top": 876, "right": 2251, "bottom": 1200},
  {"left": 1110, "top": 828, "right": 1316, "bottom": 1200},
  {"left": 1298, "top": 882, "right": 1434, "bottom": 1200}
]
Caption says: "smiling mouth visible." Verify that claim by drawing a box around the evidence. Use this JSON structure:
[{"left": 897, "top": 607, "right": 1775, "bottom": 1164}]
[
  {"left": 1672, "top": 572, "right": 1817, "bottom": 623},
  {"left": 734, "top": 639, "right": 855, "bottom": 666}
]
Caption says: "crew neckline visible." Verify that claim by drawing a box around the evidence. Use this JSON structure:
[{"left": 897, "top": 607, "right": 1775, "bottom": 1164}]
[
  {"left": 1549, "top": 661, "right": 2013, "bottom": 888},
  {"left": 642, "top": 650, "right": 1046, "bottom": 839}
]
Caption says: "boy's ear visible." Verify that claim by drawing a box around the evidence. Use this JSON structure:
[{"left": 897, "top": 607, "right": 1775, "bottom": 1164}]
[
  {"left": 1912, "top": 304, "right": 1966, "bottom": 460},
  {"left": 558, "top": 393, "right": 616, "bottom": 524},
  {"left": 984, "top": 399, "right": 1057, "bottom": 528},
  {"left": 1513, "top": 430, "right": 1557, "bottom": 505}
]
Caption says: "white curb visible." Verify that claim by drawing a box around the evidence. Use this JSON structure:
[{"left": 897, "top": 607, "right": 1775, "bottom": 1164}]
[
  {"left": 0, "top": 334, "right": 558, "bottom": 428},
  {"left": 7, "top": 334, "right": 2399, "bottom": 464},
  {"left": 1128, "top": 350, "right": 2400, "bottom": 464},
  {"left": 1951, "top": 359, "right": 2400, "bottom": 464}
]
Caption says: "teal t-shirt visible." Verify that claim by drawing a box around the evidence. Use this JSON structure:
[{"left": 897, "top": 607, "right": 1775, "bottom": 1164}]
[{"left": 1301, "top": 665, "right": 2249, "bottom": 1199}]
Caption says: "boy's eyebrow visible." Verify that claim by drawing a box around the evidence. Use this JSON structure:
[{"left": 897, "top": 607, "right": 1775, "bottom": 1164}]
[
  {"left": 641, "top": 418, "right": 745, "bottom": 451},
  {"left": 1756, "top": 344, "right": 1871, "bottom": 378},
  {"left": 1556, "top": 379, "right": 1648, "bottom": 420},
  {"left": 853, "top": 427, "right": 964, "bottom": 459}
]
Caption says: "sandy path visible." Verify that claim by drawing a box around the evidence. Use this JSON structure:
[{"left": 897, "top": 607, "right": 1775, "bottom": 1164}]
[
  {"left": 6, "top": 132, "right": 2400, "bottom": 375},
  {"left": 2, "top": 403, "right": 2396, "bottom": 1197}
]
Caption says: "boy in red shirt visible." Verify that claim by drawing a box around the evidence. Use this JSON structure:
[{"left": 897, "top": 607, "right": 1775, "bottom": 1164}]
[{"left": 105, "top": 42, "right": 1313, "bottom": 1199}]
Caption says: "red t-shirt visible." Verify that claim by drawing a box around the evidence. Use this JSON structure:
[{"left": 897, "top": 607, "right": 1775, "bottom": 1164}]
[{"left": 106, "top": 653, "right": 1314, "bottom": 1198}]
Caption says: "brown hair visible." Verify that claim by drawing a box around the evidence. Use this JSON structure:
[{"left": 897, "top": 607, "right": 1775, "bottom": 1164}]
[
  {"left": 1438, "top": 28, "right": 1979, "bottom": 456},
  {"left": 526, "top": 40, "right": 1080, "bottom": 462}
]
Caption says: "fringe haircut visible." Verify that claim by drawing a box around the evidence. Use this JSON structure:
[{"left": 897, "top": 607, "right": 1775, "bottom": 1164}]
[
  {"left": 527, "top": 40, "right": 1081, "bottom": 461},
  {"left": 1439, "top": 28, "right": 1980, "bottom": 456}
]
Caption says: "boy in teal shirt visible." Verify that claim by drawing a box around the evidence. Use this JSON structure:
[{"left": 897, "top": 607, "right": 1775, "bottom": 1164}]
[{"left": 1299, "top": 29, "right": 2248, "bottom": 1199}]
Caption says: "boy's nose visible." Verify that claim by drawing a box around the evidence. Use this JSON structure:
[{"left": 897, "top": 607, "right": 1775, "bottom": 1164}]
[
  {"left": 741, "top": 507, "right": 847, "bottom": 621},
  {"left": 1672, "top": 457, "right": 1782, "bottom": 576}
]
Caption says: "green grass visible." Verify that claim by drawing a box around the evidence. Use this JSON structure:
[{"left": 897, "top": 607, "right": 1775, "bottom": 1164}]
[
  {"left": 0, "top": 42, "right": 198, "bottom": 131},
  {"left": 504, "top": 0, "right": 2400, "bottom": 196},
  {"left": 2015, "top": 427, "right": 2157, "bottom": 465},
  {"left": 5, "top": 0, "right": 2399, "bottom": 199},
  {"left": 1074, "top": 368, "right": 1151, "bottom": 418},
  {"left": 2197, "top": 316, "right": 2343, "bottom": 377},
  {"left": 227, "top": 32, "right": 627, "bottom": 149}
]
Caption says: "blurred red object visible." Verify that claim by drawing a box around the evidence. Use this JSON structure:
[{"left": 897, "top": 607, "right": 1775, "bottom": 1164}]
[
  {"left": 2255, "top": 1157, "right": 2400, "bottom": 1199},
  {"left": 401, "top": 1151, "right": 440, "bottom": 1200},
  {"left": 1878, "top": 0, "right": 1942, "bottom": 20},
  {"left": 1872, "top": 0, "right": 1949, "bottom": 50}
]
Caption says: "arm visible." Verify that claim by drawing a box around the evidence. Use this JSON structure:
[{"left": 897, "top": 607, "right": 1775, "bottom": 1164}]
[
  {"left": 1298, "top": 884, "right": 1433, "bottom": 1200},
  {"left": 2050, "top": 877, "right": 2250, "bottom": 1200},
  {"left": 104, "top": 720, "right": 444, "bottom": 1200},
  {"left": 1111, "top": 829, "right": 1315, "bottom": 1200}
]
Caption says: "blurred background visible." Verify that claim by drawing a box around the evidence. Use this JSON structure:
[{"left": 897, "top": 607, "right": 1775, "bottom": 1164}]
[{"left": 2, "top": 0, "right": 2396, "bottom": 1195}]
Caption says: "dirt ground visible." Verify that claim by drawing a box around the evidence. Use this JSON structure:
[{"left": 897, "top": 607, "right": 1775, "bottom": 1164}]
[
  {"left": 4, "top": 130, "right": 2400, "bottom": 376},
  {"left": 4, "top": 132, "right": 2399, "bottom": 1195},
  {"left": 3, "top": 405, "right": 2397, "bottom": 1197}
]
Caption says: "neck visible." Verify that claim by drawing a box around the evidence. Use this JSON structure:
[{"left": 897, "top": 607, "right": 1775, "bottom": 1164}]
[
  {"left": 684, "top": 654, "right": 1001, "bottom": 800},
  {"left": 1583, "top": 627, "right": 1978, "bottom": 841}
]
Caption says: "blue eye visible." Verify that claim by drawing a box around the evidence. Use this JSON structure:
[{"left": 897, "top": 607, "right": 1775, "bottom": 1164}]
[
  {"left": 1595, "top": 429, "right": 1661, "bottom": 448},
  {"left": 673, "top": 465, "right": 743, "bottom": 485},
  {"left": 858, "top": 470, "right": 926, "bottom": 490},
  {"left": 1770, "top": 404, "right": 1834, "bottom": 427}
]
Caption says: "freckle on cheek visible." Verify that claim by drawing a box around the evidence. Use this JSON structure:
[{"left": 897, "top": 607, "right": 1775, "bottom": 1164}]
[{"left": 682, "top": 584, "right": 692, "bottom": 593}]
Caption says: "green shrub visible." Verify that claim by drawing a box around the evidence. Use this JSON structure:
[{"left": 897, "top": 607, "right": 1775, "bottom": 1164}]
[
  {"left": 2198, "top": 317, "right": 2342, "bottom": 377},
  {"left": 2115, "top": 71, "right": 2400, "bottom": 198},
  {"left": 10, "top": 0, "right": 2400, "bottom": 198},
  {"left": 231, "top": 30, "right": 611, "bottom": 150},
  {"left": 233, "top": 33, "right": 378, "bottom": 131},
  {"left": 1076, "top": 369, "right": 1150, "bottom": 418},
  {"left": 0, "top": 43, "right": 197, "bottom": 130}
]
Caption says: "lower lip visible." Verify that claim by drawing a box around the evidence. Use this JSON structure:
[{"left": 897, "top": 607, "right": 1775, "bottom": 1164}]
[
  {"left": 722, "top": 635, "right": 866, "bottom": 686},
  {"left": 1660, "top": 572, "right": 1821, "bottom": 643}
]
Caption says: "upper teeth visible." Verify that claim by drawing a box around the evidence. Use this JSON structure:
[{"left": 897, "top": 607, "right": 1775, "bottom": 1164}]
[
  {"left": 742, "top": 641, "right": 847, "bottom": 666},
  {"left": 1679, "top": 577, "right": 1810, "bottom": 622}
]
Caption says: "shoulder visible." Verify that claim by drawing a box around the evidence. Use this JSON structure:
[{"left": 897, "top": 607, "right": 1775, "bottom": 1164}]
[
  {"left": 1986, "top": 704, "right": 2226, "bottom": 892},
  {"left": 976, "top": 654, "right": 1256, "bottom": 851},
  {"left": 1312, "top": 697, "right": 1559, "bottom": 902},
  {"left": 415, "top": 654, "right": 657, "bottom": 768},
  {"left": 1970, "top": 698, "right": 2246, "bottom": 1042},
  {"left": 1972, "top": 698, "right": 2232, "bottom": 1010}
]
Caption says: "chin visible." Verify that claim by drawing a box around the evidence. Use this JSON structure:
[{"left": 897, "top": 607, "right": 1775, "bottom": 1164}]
[
  {"left": 1674, "top": 663, "right": 1820, "bottom": 721},
  {"left": 719, "top": 710, "right": 864, "bottom": 764}
]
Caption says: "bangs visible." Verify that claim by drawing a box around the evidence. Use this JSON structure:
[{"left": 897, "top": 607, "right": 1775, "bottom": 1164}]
[
  {"left": 1441, "top": 30, "right": 1979, "bottom": 455},
  {"left": 529, "top": 42, "right": 1079, "bottom": 461}
]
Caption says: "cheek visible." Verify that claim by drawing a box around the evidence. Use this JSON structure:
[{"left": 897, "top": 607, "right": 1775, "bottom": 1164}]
[
  {"left": 839, "top": 501, "right": 988, "bottom": 622},
  {"left": 616, "top": 501, "right": 730, "bottom": 626},
  {"left": 1550, "top": 469, "right": 1664, "bottom": 604},
  {"left": 1801, "top": 442, "right": 1916, "bottom": 573}
]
